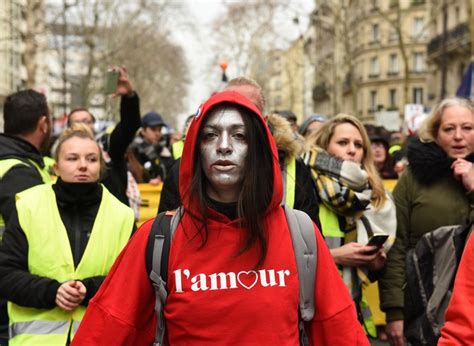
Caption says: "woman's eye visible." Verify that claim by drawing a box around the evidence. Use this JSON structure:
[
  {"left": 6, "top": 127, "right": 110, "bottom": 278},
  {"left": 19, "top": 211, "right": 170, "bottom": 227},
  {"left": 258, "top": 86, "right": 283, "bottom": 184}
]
[
  {"left": 337, "top": 140, "right": 348, "bottom": 146},
  {"left": 355, "top": 143, "right": 363, "bottom": 149},
  {"left": 233, "top": 132, "right": 246, "bottom": 140},
  {"left": 204, "top": 132, "right": 217, "bottom": 140},
  {"left": 443, "top": 127, "right": 454, "bottom": 133}
]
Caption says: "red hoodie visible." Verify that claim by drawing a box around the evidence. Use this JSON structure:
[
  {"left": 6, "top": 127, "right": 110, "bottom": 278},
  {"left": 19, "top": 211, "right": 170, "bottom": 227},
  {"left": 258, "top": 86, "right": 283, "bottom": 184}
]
[
  {"left": 72, "top": 92, "right": 368, "bottom": 345},
  {"left": 438, "top": 230, "right": 474, "bottom": 345}
]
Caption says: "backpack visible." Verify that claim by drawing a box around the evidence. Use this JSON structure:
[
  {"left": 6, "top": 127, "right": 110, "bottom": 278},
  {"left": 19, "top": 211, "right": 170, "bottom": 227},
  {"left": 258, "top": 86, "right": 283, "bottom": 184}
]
[
  {"left": 146, "top": 206, "right": 317, "bottom": 346},
  {"left": 404, "top": 221, "right": 472, "bottom": 345}
]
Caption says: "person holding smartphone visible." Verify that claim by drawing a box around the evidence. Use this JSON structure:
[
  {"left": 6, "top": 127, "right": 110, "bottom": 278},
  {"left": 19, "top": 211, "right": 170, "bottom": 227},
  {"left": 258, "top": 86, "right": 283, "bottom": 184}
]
[
  {"left": 67, "top": 66, "right": 141, "bottom": 207},
  {"left": 302, "top": 114, "right": 396, "bottom": 339}
]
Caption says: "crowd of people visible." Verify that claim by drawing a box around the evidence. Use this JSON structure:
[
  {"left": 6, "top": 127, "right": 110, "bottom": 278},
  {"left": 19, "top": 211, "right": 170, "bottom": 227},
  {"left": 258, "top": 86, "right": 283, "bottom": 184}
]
[{"left": 0, "top": 68, "right": 473, "bottom": 345}]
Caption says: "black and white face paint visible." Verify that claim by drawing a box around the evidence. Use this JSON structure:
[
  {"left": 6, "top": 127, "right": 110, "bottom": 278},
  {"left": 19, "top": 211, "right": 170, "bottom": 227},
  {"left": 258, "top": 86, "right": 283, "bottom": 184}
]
[{"left": 200, "top": 107, "right": 248, "bottom": 202}]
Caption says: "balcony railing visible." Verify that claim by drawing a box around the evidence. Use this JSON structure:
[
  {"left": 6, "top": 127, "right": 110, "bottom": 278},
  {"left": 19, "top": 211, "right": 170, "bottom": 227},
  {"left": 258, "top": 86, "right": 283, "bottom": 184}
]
[
  {"left": 427, "top": 23, "right": 469, "bottom": 56},
  {"left": 312, "top": 84, "right": 328, "bottom": 101}
]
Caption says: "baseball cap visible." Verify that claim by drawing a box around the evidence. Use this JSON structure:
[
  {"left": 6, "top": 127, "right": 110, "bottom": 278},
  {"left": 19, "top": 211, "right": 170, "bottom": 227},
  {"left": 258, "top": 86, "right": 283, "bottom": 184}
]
[{"left": 142, "top": 112, "right": 166, "bottom": 127}]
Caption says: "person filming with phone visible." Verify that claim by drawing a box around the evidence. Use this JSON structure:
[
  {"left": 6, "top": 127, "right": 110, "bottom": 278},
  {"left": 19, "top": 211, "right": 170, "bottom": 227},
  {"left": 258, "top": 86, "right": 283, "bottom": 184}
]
[{"left": 66, "top": 66, "right": 141, "bottom": 207}]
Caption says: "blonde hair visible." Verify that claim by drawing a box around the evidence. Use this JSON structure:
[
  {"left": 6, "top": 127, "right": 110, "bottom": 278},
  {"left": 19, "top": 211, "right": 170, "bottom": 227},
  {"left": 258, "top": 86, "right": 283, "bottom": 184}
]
[
  {"left": 54, "top": 123, "right": 105, "bottom": 176},
  {"left": 418, "top": 97, "right": 474, "bottom": 142},
  {"left": 309, "top": 113, "right": 386, "bottom": 208}
]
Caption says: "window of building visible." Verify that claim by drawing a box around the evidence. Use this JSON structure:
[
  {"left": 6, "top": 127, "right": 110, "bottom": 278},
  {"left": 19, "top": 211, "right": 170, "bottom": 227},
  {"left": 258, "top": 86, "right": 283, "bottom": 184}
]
[
  {"left": 370, "top": 90, "right": 377, "bottom": 110},
  {"left": 370, "top": 57, "right": 380, "bottom": 76},
  {"left": 412, "top": 17, "right": 424, "bottom": 38},
  {"left": 413, "top": 87, "right": 424, "bottom": 104},
  {"left": 389, "top": 28, "right": 399, "bottom": 42},
  {"left": 413, "top": 52, "right": 424, "bottom": 72},
  {"left": 371, "top": 0, "right": 379, "bottom": 10},
  {"left": 274, "top": 79, "right": 282, "bottom": 90},
  {"left": 455, "top": 6, "right": 460, "bottom": 24},
  {"left": 389, "top": 89, "right": 397, "bottom": 108},
  {"left": 371, "top": 23, "right": 380, "bottom": 43},
  {"left": 389, "top": 53, "right": 399, "bottom": 74},
  {"left": 275, "top": 95, "right": 282, "bottom": 107}
]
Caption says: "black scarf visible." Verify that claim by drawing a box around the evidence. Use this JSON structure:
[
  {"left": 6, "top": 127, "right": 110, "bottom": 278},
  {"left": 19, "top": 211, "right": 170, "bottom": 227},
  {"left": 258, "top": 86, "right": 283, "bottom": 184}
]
[{"left": 408, "top": 138, "right": 474, "bottom": 185}]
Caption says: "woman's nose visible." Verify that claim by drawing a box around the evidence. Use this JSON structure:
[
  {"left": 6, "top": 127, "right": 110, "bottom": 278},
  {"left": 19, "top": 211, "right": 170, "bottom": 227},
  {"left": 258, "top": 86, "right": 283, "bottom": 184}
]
[
  {"left": 217, "top": 133, "right": 232, "bottom": 154},
  {"left": 79, "top": 158, "right": 87, "bottom": 169},
  {"left": 454, "top": 127, "right": 463, "bottom": 140}
]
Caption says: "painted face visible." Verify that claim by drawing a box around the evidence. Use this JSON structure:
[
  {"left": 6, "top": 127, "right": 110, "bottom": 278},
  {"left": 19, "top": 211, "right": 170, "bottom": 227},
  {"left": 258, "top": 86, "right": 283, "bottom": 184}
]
[
  {"left": 436, "top": 106, "right": 474, "bottom": 159},
  {"left": 327, "top": 123, "right": 364, "bottom": 164},
  {"left": 54, "top": 136, "right": 101, "bottom": 183},
  {"left": 142, "top": 126, "right": 162, "bottom": 145},
  {"left": 371, "top": 142, "right": 387, "bottom": 164},
  {"left": 200, "top": 107, "right": 248, "bottom": 202},
  {"left": 69, "top": 111, "right": 95, "bottom": 132}
]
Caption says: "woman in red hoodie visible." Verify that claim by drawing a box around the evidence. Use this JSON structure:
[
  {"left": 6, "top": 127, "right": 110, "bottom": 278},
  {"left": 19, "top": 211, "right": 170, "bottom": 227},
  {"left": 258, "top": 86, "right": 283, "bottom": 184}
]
[{"left": 72, "top": 91, "right": 368, "bottom": 345}]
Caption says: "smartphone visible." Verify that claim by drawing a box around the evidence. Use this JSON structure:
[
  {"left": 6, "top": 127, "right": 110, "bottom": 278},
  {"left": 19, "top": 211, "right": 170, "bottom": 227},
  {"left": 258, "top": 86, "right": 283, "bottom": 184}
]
[
  {"left": 367, "top": 234, "right": 389, "bottom": 248},
  {"left": 104, "top": 70, "right": 119, "bottom": 94}
]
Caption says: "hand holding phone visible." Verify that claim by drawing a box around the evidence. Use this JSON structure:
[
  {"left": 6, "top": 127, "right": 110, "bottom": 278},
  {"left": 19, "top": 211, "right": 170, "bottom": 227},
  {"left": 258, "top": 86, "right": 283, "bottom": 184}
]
[
  {"left": 104, "top": 69, "right": 119, "bottom": 95},
  {"left": 366, "top": 234, "right": 389, "bottom": 248}
]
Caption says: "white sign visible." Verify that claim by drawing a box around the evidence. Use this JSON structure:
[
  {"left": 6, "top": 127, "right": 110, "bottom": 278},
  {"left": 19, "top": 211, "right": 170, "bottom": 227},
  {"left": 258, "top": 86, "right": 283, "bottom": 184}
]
[
  {"left": 404, "top": 104, "right": 426, "bottom": 133},
  {"left": 374, "top": 111, "right": 401, "bottom": 131}
]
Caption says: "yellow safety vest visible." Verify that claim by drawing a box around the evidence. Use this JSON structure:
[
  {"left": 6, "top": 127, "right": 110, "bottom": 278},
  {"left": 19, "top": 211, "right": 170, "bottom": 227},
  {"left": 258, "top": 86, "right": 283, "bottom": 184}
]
[
  {"left": 319, "top": 204, "right": 377, "bottom": 337},
  {"left": 0, "top": 158, "right": 52, "bottom": 239},
  {"left": 172, "top": 140, "right": 184, "bottom": 160},
  {"left": 8, "top": 183, "right": 134, "bottom": 345},
  {"left": 282, "top": 155, "right": 296, "bottom": 208}
]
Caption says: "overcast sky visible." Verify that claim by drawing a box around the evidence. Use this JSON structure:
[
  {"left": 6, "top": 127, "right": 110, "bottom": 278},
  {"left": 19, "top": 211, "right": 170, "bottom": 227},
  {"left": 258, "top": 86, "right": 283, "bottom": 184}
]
[{"left": 170, "top": 0, "right": 315, "bottom": 125}]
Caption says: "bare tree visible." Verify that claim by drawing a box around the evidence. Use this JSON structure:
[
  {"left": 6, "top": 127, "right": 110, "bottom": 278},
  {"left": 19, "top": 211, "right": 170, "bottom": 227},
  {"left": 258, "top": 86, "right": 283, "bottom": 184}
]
[
  {"left": 44, "top": 0, "right": 189, "bottom": 124},
  {"left": 311, "top": 0, "right": 362, "bottom": 115},
  {"left": 23, "top": 0, "right": 45, "bottom": 88}
]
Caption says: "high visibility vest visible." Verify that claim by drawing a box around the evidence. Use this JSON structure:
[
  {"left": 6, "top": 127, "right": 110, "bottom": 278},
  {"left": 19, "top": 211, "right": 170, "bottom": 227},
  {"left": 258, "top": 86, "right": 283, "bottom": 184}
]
[
  {"left": 172, "top": 140, "right": 184, "bottom": 160},
  {"left": 388, "top": 144, "right": 402, "bottom": 155},
  {"left": 0, "top": 158, "right": 52, "bottom": 239},
  {"left": 318, "top": 204, "right": 377, "bottom": 337},
  {"left": 8, "top": 183, "right": 134, "bottom": 345},
  {"left": 282, "top": 155, "right": 296, "bottom": 208}
]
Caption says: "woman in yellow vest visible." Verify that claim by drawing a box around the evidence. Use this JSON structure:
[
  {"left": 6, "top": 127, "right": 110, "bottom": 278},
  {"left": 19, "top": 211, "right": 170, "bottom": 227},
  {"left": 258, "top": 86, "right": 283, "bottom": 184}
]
[
  {"left": 302, "top": 114, "right": 396, "bottom": 339},
  {"left": 0, "top": 124, "right": 134, "bottom": 345}
]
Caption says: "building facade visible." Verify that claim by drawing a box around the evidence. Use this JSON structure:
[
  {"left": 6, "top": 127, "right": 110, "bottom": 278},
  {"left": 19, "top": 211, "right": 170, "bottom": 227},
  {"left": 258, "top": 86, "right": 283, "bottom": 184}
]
[
  {"left": 266, "top": 37, "right": 306, "bottom": 123},
  {"left": 426, "top": 0, "right": 472, "bottom": 105},
  {"left": 310, "top": 0, "right": 430, "bottom": 126}
]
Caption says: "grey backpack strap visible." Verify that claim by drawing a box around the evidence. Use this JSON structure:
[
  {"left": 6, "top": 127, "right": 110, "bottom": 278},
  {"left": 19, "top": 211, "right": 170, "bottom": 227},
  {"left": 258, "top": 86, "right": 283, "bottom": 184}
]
[
  {"left": 149, "top": 207, "right": 183, "bottom": 346},
  {"left": 284, "top": 206, "right": 317, "bottom": 322}
]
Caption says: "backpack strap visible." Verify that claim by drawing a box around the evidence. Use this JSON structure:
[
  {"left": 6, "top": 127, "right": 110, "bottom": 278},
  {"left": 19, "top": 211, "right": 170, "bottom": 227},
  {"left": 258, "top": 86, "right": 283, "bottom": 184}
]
[
  {"left": 284, "top": 206, "right": 317, "bottom": 321},
  {"left": 149, "top": 207, "right": 183, "bottom": 346}
]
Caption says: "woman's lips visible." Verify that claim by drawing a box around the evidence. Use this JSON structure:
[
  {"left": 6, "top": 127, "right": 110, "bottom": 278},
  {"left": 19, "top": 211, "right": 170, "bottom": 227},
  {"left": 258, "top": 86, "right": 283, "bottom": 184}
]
[{"left": 212, "top": 161, "right": 236, "bottom": 171}]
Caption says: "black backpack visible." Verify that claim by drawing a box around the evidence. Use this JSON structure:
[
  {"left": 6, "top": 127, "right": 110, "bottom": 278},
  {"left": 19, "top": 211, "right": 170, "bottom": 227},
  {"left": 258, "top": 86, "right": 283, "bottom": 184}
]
[{"left": 404, "top": 221, "right": 472, "bottom": 345}]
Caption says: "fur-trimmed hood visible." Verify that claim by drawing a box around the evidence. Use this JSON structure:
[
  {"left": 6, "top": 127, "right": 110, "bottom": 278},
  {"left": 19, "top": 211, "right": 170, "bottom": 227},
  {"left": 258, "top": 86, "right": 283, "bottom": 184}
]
[
  {"left": 408, "top": 138, "right": 474, "bottom": 185},
  {"left": 266, "top": 113, "right": 305, "bottom": 157}
]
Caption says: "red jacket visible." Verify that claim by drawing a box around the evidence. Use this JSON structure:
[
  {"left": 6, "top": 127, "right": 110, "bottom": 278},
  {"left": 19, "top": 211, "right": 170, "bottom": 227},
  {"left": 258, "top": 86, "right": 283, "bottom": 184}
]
[
  {"left": 439, "top": 231, "right": 474, "bottom": 345},
  {"left": 72, "top": 91, "right": 368, "bottom": 345}
]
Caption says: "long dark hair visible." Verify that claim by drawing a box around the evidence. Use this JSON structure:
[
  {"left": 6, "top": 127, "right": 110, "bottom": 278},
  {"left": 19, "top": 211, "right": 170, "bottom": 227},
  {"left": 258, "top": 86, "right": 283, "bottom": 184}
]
[{"left": 185, "top": 103, "right": 274, "bottom": 268}]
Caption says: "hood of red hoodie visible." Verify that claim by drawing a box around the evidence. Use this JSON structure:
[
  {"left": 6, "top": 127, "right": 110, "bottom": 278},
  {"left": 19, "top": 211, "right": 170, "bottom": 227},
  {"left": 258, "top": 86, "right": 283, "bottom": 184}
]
[{"left": 179, "top": 91, "right": 283, "bottom": 215}]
